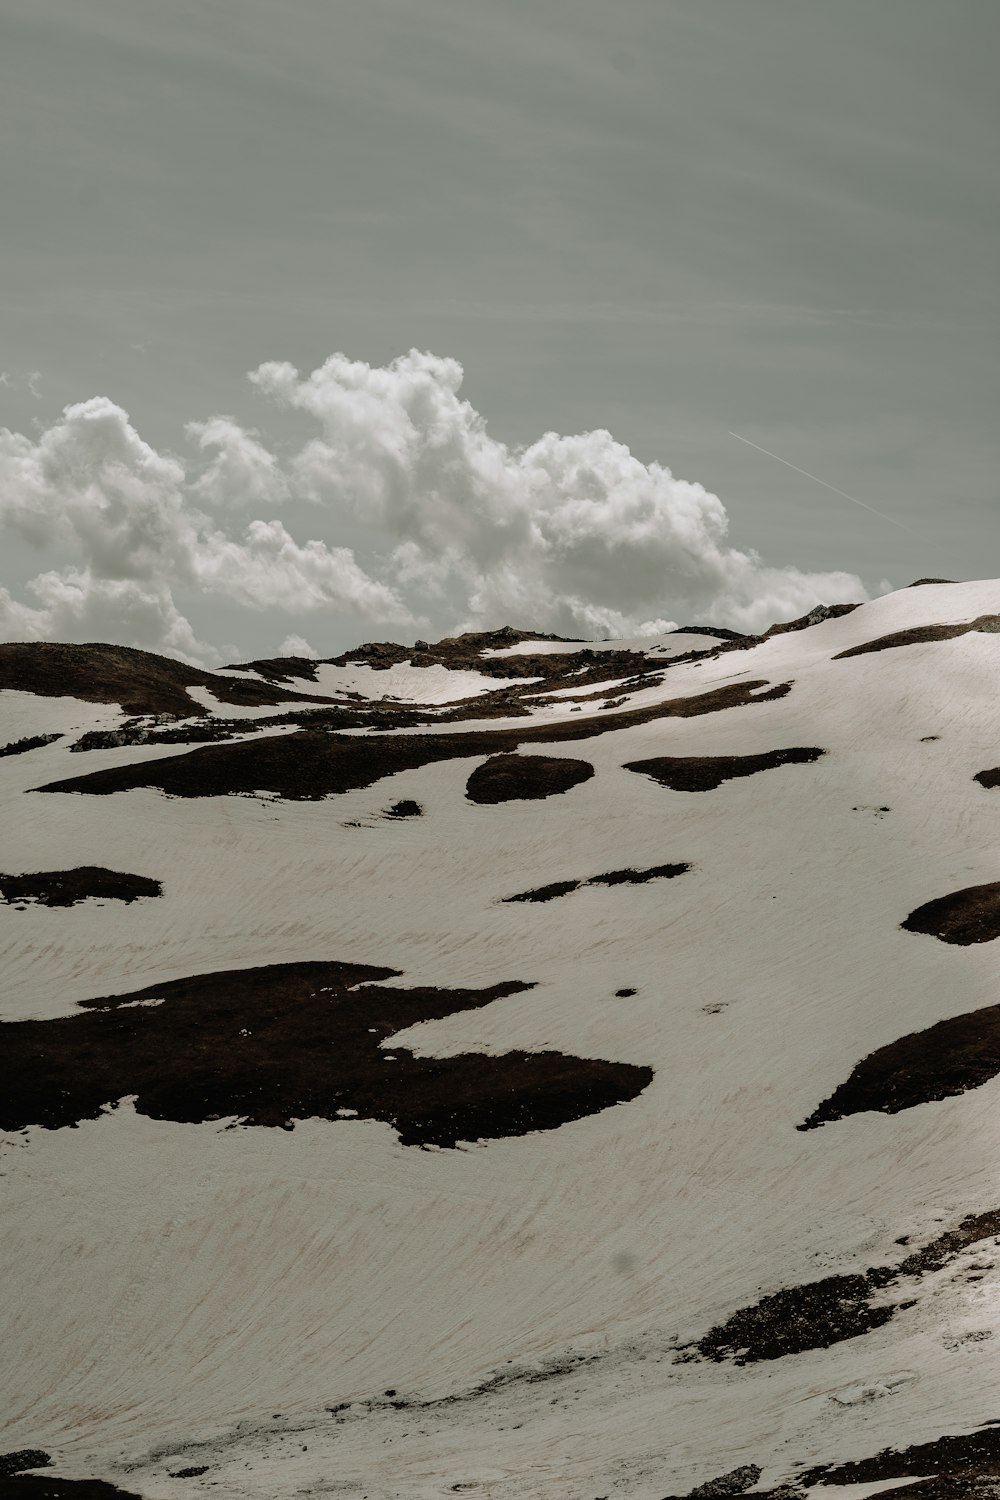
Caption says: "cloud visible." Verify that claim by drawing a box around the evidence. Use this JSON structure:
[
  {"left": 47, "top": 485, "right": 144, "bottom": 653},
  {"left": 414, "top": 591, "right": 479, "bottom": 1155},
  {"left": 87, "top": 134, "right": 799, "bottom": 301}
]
[
  {"left": 186, "top": 417, "right": 290, "bottom": 510},
  {"left": 0, "top": 350, "right": 868, "bottom": 664},
  {"left": 194, "top": 518, "right": 413, "bottom": 622},
  {"left": 0, "top": 569, "right": 218, "bottom": 666},
  {"left": 278, "top": 633, "right": 318, "bottom": 659}
]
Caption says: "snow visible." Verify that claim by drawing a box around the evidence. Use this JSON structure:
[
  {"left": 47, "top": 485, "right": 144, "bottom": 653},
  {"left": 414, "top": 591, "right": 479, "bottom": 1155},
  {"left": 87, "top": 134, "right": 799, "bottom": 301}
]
[
  {"left": 225, "top": 660, "right": 532, "bottom": 703},
  {"left": 4, "top": 580, "right": 1000, "bottom": 1497},
  {"left": 482, "top": 630, "right": 724, "bottom": 659}
]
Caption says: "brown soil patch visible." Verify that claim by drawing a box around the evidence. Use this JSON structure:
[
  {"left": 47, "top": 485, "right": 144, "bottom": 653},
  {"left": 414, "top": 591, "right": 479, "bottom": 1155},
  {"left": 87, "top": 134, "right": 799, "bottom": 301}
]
[
  {"left": 589, "top": 862, "right": 689, "bottom": 885},
  {"left": 762, "top": 602, "right": 861, "bottom": 637},
  {"left": 503, "top": 880, "right": 583, "bottom": 904},
  {"left": 691, "top": 1208, "right": 1000, "bottom": 1367},
  {"left": 0, "top": 868, "right": 162, "bottom": 907},
  {"left": 0, "top": 1459, "right": 52, "bottom": 1479},
  {"left": 71, "top": 720, "right": 263, "bottom": 752},
  {"left": 466, "top": 754, "right": 594, "bottom": 803},
  {"left": 0, "top": 1480, "right": 142, "bottom": 1499},
  {"left": 673, "top": 625, "right": 749, "bottom": 642},
  {"left": 222, "top": 655, "right": 321, "bottom": 683},
  {"left": 385, "top": 799, "right": 422, "bottom": 818},
  {"left": 332, "top": 626, "right": 584, "bottom": 676},
  {"left": 0, "top": 1459, "right": 140, "bottom": 1499},
  {"left": 901, "top": 882, "right": 1000, "bottom": 945},
  {"left": 834, "top": 615, "right": 1000, "bottom": 659},
  {"left": 975, "top": 767, "right": 1000, "bottom": 790},
  {"left": 0, "top": 960, "right": 653, "bottom": 1147},
  {"left": 800, "top": 997, "right": 1000, "bottom": 1127},
  {"left": 0, "top": 734, "right": 61, "bottom": 758},
  {"left": 328, "top": 624, "right": 734, "bottom": 695},
  {"left": 68, "top": 696, "right": 446, "bottom": 754},
  {"left": 660, "top": 1466, "right": 765, "bottom": 1499},
  {"left": 800, "top": 1425, "right": 1000, "bottom": 1492},
  {"left": 503, "top": 863, "right": 689, "bottom": 903},
  {"left": 0, "top": 643, "right": 336, "bottom": 718},
  {"left": 624, "top": 747, "right": 824, "bottom": 792},
  {"left": 695, "top": 1273, "right": 895, "bottom": 1364},
  {"left": 36, "top": 680, "right": 792, "bottom": 802}
]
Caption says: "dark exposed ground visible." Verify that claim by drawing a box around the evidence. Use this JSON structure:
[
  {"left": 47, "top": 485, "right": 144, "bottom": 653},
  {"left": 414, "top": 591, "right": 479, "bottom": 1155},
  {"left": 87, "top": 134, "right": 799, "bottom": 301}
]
[
  {"left": 800, "top": 1425, "right": 1000, "bottom": 1492},
  {"left": 384, "top": 799, "right": 422, "bottom": 817},
  {"left": 834, "top": 615, "right": 1000, "bottom": 660},
  {"left": 503, "top": 879, "right": 583, "bottom": 904},
  {"left": 901, "top": 882, "right": 1000, "bottom": 945},
  {"left": 234, "top": 627, "right": 686, "bottom": 709},
  {"left": 660, "top": 1464, "right": 765, "bottom": 1498},
  {"left": 691, "top": 1209, "right": 1000, "bottom": 1366},
  {"left": 222, "top": 655, "right": 321, "bottom": 683},
  {"left": 664, "top": 1423, "right": 1000, "bottom": 1500},
  {"left": 589, "top": 863, "right": 689, "bottom": 886},
  {"left": 0, "top": 1461, "right": 51, "bottom": 1480},
  {"left": 0, "top": 734, "right": 61, "bottom": 758},
  {"left": 761, "top": 602, "right": 861, "bottom": 637},
  {"left": 0, "top": 1458, "right": 139, "bottom": 1500},
  {"left": 665, "top": 1467, "right": 767, "bottom": 1498},
  {"left": 0, "top": 868, "right": 162, "bottom": 907},
  {"left": 0, "top": 624, "right": 777, "bottom": 748},
  {"left": 0, "top": 1480, "right": 142, "bottom": 1499},
  {"left": 975, "top": 767, "right": 1000, "bottom": 791},
  {"left": 797, "top": 884, "right": 1000, "bottom": 1127},
  {"left": 0, "top": 960, "right": 653, "bottom": 1147},
  {"left": 0, "top": 606, "right": 873, "bottom": 743},
  {"left": 623, "top": 747, "right": 824, "bottom": 793},
  {"left": 502, "top": 863, "right": 689, "bottom": 903},
  {"left": 799, "top": 997, "right": 1000, "bottom": 1127},
  {"left": 466, "top": 753, "right": 594, "bottom": 803},
  {"left": 35, "top": 680, "right": 792, "bottom": 802},
  {"left": 694, "top": 1272, "right": 897, "bottom": 1364},
  {"left": 0, "top": 643, "right": 336, "bottom": 718}
]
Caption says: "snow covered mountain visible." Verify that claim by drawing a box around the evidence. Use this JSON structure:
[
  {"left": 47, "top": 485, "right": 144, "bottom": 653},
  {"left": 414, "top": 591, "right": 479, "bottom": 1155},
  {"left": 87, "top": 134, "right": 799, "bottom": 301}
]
[{"left": 4, "top": 579, "right": 1000, "bottom": 1499}]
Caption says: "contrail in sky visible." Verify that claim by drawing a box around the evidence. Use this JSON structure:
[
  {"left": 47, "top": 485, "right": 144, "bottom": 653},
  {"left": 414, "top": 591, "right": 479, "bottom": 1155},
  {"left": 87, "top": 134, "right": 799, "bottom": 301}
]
[{"left": 729, "top": 431, "right": 915, "bottom": 534}]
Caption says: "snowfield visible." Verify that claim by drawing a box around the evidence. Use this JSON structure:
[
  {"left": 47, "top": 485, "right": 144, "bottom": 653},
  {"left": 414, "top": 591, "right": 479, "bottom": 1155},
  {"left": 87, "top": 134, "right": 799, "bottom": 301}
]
[{"left": 4, "top": 581, "right": 1000, "bottom": 1498}]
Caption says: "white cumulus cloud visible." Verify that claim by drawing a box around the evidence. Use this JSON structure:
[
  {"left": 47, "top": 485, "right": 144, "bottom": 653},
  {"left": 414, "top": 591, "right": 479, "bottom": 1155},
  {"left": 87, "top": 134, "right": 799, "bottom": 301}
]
[{"left": 0, "top": 350, "right": 867, "bottom": 663}]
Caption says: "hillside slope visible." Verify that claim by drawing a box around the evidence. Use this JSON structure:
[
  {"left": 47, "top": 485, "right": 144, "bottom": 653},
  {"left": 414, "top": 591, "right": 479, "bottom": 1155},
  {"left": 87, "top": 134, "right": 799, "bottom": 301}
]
[{"left": 4, "top": 581, "right": 1000, "bottom": 1498}]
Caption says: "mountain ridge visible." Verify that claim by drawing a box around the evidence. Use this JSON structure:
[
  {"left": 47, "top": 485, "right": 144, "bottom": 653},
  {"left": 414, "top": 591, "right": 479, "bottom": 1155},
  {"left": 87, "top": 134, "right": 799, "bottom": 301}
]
[{"left": 4, "top": 578, "right": 1000, "bottom": 1498}]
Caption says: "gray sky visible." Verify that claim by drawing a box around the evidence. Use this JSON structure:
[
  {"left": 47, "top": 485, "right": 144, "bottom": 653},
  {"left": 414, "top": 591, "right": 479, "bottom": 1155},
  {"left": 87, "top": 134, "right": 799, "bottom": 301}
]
[{"left": 0, "top": 0, "right": 996, "bottom": 658}]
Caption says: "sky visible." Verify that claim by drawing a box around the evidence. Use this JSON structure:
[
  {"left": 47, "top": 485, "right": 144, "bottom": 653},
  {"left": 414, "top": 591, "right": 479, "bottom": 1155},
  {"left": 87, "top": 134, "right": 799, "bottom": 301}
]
[{"left": 0, "top": 0, "right": 996, "bottom": 662}]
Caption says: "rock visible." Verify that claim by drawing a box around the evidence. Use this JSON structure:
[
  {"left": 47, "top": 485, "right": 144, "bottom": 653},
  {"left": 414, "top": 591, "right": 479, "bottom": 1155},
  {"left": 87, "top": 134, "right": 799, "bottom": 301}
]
[{"left": 690, "top": 1465, "right": 762, "bottom": 1497}]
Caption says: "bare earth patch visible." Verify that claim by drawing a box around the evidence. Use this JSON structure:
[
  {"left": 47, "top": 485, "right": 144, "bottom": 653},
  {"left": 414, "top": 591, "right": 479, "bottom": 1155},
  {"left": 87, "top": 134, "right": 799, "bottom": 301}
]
[
  {"left": 0, "top": 1454, "right": 140, "bottom": 1499},
  {"left": 799, "top": 998, "right": 1000, "bottom": 1127},
  {"left": 466, "top": 754, "right": 594, "bottom": 803},
  {"left": 35, "top": 680, "right": 792, "bottom": 802},
  {"left": 502, "top": 863, "right": 689, "bottom": 903},
  {"left": 900, "top": 881, "right": 1000, "bottom": 944},
  {"left": 502, "top": 879, "right": 583, "bottom": 904},
  {"left": 800, "top": 1424, "right": 1000, "bottom": 1494},
  {"left": 0, "top": 734, "right": 61, "bottom": 758},
  {"left": 623, "top": 747, "right": 824, "bottom": 792},
  {"left": 222, "top": 655, "right": 321, "bottom": 684},
  {"left": 0, "top": 642, "right": 336, "bottom": 718},
  {"left": 0, "top": 960, "right": 653, "bottom": 1147},
  {"left": 0, "top": 1479, "right": 141, "bottom": 1499},
  {"left": 0, "top": 868, "right": 162, "bottom": 907},
  {"left": 691, "top": 1209, "right": 1000, "bottom": 1366},
  {"left": 834, "top": 615, "right": 1000, "bottom": 660},
  {"left": 384, "top": 799, "right": 422, "bottom": 817}
]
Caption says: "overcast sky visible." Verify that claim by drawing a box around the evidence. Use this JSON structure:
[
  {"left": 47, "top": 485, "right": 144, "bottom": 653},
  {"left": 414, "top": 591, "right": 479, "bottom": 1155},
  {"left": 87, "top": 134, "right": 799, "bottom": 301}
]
[{"left": 1, "top": 0, "right": 996, "bottom": 661}]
